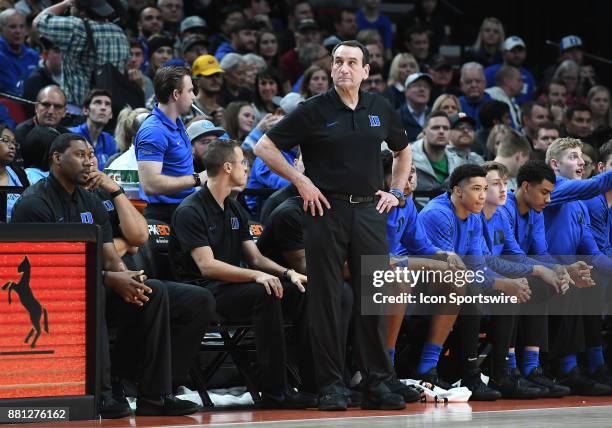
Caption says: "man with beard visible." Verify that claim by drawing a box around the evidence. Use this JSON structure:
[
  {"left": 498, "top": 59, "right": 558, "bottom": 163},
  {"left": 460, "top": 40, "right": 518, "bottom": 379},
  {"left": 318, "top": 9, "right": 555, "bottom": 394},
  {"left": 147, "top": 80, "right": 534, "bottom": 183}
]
[
  {"left": 214, "top": 21, "right": 258, "bottom": 62},
  {"left": 191, "top": 55, "right": 225, "bottom": 125}
]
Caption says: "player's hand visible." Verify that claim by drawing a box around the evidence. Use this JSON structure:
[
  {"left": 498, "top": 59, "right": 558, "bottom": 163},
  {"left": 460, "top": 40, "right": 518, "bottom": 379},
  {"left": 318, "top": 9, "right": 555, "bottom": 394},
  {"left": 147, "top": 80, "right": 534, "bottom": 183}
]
[
  {"left": 104, "top": 270, "right": 152, "bottom": 306},
  {"left": 498, "top": 277, "right": 531, "bottom": 303},
  {"left": 535, "top": 265, "right": 567, "bottom": 294},
  {"left": 375, "top": 190, "right": 399, "bottom": 213},
  {"left": 567, "top": 261, "right": 596, "bottom": 288},
  {"left": 296, "top": 175, "right": 330, "bottom": 216},
  {"left": 446, "top": 252, "right": 466, "bottom": 271},
  {"left": 287, "top": 270, "right": 307, "bottom": 292},
  {"left": 254, "top": 272, "right": 284, "bottom": 298}
]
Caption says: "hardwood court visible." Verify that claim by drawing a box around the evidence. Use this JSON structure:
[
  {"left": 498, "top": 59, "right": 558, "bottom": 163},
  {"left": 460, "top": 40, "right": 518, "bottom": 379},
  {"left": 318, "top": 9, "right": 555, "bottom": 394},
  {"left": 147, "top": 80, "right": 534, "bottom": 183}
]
[{"left": 7, "top": 396, "right": 612, "bottom": 427}]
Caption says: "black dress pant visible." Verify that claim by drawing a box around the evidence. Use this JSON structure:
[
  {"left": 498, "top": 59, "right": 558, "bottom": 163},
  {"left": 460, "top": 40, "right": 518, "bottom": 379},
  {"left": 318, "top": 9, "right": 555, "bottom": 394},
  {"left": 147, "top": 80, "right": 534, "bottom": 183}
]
[
  {"left": 208, "top": 280, "right": 305, "bottom": 395},
  {"left": 107, "top": 279, "right": 214, "bottom": 397},
  {"left": 303, "top": 199, "right": 392, "bottom": 394}
]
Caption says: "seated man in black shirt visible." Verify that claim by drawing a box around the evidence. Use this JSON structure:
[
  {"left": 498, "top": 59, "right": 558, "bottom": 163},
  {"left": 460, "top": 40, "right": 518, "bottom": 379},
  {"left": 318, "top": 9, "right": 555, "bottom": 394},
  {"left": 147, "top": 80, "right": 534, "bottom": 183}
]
[
  {"left": 11, "top": 133, "right": 209, "bottom": 418},
  {"left": 169, "top": 138, "right": 316, "bottom": 409}
]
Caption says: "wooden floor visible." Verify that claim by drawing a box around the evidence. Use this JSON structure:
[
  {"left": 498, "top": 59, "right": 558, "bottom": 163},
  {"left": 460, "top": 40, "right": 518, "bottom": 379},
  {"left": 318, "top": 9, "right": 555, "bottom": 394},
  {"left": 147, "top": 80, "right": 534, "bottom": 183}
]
[{"left": 8, "top": 396, "right": 612, "bottom": 427}]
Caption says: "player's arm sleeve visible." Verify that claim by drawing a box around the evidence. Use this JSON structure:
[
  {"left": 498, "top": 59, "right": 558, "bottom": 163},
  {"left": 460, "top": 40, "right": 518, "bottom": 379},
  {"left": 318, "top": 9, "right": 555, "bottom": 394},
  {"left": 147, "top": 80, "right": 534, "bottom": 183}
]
[{"left": 550, "top": 170, "right": 612, "bottom": 206}]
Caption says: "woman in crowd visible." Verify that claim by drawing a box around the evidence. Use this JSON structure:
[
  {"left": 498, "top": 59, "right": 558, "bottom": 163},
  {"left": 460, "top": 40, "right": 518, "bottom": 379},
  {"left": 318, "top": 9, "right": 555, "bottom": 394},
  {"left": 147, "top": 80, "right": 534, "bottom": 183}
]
[
  {"left": 551, "top": 60, "right": 585, "bottom": 107},
  {"left": 225, "top": 101, "right": 256, "bottom": 145},
  {"left": 588, "top": 86, "right": 612, "bottom": 131},
  {"left": 251, "top": 68, "right": 284, "bottom": 122},
  {"left": 386, "top": 53, "right": 420, "bottom": 108},
  {"left": 432, "top": 94, "right": 462, "bottom": 116},
  {"left": 243, "top": 54, "right": 268, "bottom": 90},
  {"left": 145, "top": 35, "right": 174, "bottom": 79},
  {"left": 0, "top": 124, "right": 28, "bottom": 222},
  {"left": 466, "top": 17, "right": 504, "bottom": 68},
  {"left": 299, "top": 64, "right": 330, "bottom": 99},
  {"left": 257, "top": 30, "right": 280, "bottom": 69}
]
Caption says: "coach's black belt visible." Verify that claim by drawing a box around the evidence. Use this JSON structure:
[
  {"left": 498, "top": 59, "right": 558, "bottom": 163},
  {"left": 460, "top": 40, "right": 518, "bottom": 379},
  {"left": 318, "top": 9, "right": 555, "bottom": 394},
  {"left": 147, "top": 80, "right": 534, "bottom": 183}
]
[{"left": 327, "top": 193, "right": 378, "bottom": 204}]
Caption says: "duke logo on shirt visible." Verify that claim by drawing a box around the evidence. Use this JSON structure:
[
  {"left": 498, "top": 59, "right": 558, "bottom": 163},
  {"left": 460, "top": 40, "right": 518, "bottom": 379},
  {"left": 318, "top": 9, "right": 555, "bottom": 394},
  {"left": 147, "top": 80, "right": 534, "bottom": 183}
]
[
  {"left": 369, "top": 115, "right": 381, "bottom": 127},
  {"left": 80, "top": 212, "right": 94, "bottom": 224},
  {"left": 231, "top": 217, "right": 240, "bottom": 230}
]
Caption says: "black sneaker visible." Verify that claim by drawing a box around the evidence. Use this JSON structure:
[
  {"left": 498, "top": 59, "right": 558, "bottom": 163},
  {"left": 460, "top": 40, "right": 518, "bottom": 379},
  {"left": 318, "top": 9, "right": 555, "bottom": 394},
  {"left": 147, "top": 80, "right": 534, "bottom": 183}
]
[
  {"left": 526, "top": 367, "right": 570, "bottom": 398},
  {"left": 385, "top": 375, "right": 422, "bottom": 403},
  {"left": 260, "top": 390, "right": 318, "bottom": 409},
  {"left": 344, "top": 388, "right": 362, "bottom": 407},
  {"left": 99, "top": 396, "right": 132, "bottom": 419},
  {"left": 417, "top": 367, "right": 452, "bottom": 390},
  {"left": 589, "top": 365, "right": 612, "bottom": 389},
  {"left": 135, "top": 394, "right": 198, "bottom": 416},
  {"left": 462, "top": 368, "right": 501, "bottom": 401},
  {"left": 318, "top": 392, "right": 348, "bottom": 411},
  {"left": 559, "top": 367, "right": 612, "bottom": 396},
  {"left": 361, "top": 388, "right": 406, "bottom": 410},
  {"left": 490, "top": 369, "right": 545, "bottom": 399}
]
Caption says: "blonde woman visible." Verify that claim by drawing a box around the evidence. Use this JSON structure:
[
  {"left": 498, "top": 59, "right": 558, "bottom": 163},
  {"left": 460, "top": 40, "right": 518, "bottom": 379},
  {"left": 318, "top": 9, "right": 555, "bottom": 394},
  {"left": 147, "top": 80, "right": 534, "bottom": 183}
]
[
  {"left": 432, "top": 94, "right": 461, "bottom": 116},
  {"left": 465, "top": 17, "right": 504, "bottom": 67},
  {"left": 385, "top": 53, "right": 419, "bottom": 108},
  {"left": 587, "top": 85, "right": 612, "bottom": 130}
]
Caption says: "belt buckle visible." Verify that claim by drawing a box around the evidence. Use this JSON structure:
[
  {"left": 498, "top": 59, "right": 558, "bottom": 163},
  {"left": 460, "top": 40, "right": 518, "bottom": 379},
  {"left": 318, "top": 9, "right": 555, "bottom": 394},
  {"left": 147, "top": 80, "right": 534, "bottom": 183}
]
[{"left": 349, "top": 195, "right": 359, "bottom": 204}]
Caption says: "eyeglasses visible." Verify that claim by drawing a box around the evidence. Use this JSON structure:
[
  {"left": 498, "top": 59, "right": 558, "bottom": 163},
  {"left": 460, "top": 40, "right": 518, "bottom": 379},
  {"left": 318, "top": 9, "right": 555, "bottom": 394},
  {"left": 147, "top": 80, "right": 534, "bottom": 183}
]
[
  {"left": 0, "top": 136, "right": 19, "bottom": 149},
  {"left": 38, "top": 101, "right": 66, "bottom": 110}
]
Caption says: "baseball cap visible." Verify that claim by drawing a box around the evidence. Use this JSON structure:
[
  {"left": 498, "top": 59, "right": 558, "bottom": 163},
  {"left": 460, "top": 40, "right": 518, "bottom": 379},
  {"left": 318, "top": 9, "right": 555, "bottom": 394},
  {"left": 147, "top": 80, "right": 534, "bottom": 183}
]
[
  {"left": 180, "top": 16, "right": 207, "bottom": 34},
  {"left": 404, "top": 72, "right": 433, "bottom": 88},
  {"left": 182, "top": 34, "right": 207, "bottom": 53},
  {"left": 272, "top": 93, "right": 305, "bottom": 115},
  {"left": 147, "top": 35, "right": 174, "bottom": 58},
  {"left": 428, "top": 54, "right": 451, "bottom": 71},
  {"left": 503, "top": 36, "right": 526, "bottom": 51},
  {"left": 297, "top": 19, "right": 318, "bottom": 33},
  {"left": 81, "top": 0, "right": 114, "bottom": 17},
  {"left": 187, "top": 120, "right": 226, "bottom": 141},
  {"left": 323, "top": 35, "right": 341, "bottom": 50},
  {"left": 450, "top": 112, "right": 476, "bottom": 129},
  {"left": 192, "top": 55, "right": 224, "bottom": 77},
  {"left": 560, "top": 35, "right": 583, "bottom": 52}
]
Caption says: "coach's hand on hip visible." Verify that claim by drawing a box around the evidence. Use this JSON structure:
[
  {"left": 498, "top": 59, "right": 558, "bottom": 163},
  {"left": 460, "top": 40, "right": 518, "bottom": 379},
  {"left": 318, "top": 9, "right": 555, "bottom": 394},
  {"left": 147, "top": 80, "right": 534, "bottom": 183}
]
[
  {"left": 297, "top": 175, "right": 330, "bottom": 216},
  {"left": 375, "top": 190, "right": 399, "bottom": 213}
]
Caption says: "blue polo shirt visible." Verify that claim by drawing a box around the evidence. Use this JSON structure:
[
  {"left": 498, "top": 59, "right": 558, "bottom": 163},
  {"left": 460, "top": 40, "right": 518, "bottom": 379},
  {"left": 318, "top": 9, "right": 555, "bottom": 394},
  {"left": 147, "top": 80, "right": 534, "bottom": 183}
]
[
  {"left": 0, "top": 36, "right": 39, "bottom": 97},
  {"left": 387, "top": 197, "right": 439, "bottom": 257},
  {"left": 69, "top": 122, "right": 118, "bottom": 170},
  {"left": 134, "top": 106, "right": 194, "bottom": 204}
]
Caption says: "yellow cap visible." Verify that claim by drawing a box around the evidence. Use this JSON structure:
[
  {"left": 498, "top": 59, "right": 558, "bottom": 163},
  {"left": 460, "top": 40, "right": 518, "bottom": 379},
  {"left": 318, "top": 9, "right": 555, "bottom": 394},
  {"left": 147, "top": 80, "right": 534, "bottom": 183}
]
[{"left": 192, "top": 55, "right": 224, "bottom": 77}]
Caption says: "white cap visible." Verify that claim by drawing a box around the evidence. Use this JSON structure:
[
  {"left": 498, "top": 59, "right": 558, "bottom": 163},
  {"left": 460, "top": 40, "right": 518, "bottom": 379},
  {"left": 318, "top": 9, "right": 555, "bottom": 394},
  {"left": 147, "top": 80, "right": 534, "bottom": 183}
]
[
  {"left": 503, "top": 36, "right": 526, "bottom": 51},
  {"left": 560, "top": 35, "right": 583, "bottom": 52},
  {"left": 187, "top": 119, "right": 226, "bottom": 141},
  {"left": 272, "top": 93, "right": 305, "bottom": 115},
  {"left": 404, "top": 72, "right": 433, "bottom": 88}
]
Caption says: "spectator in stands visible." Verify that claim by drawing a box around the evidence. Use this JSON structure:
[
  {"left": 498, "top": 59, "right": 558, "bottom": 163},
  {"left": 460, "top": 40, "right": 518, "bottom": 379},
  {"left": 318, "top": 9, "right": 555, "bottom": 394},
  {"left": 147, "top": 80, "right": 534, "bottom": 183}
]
[
  {"left": 23, "top": 37, "right": 62, "bottom": 117},
  {"left": 214, "top": 21, "right": 258, "bottom": 62},
  {"left": 125, "top": 38, "right": 154, "bottom": 102},
  {"left": 401, "top": 24, "right": 432, "bottom": 69},
  {"left": 0, "top": 105, "right": 15, "bottom": 131},
  {"left": 581, "top": 143, "right": 597, "bottom": 179},
  {"left": 432, "top": 93, "right": 461, "bottom": 117},
  {"left": 299, "top": 64, "right": 330, "bottom": 99},
  {"left": 168, "top": 138, "right": 317, "bottom": 409},
  {"left": 542, "top": 35, "right": 584, "bottom": 87},
  {"left": 191, "top": 55, "right": 225, "bottom": 125},
  {"left": 257, "top": 30, "right": 280, "bottom": 69},
  {"left": 385, "top": 53, "right": 419, "bottom": 108},
  {"left": 364, "top": 41, "right": 384, "bottom": 69},
  {"left": 356, "top": 0, "right": 392, "bottom": 59},
  {"left": 69, "top": 89, "right": 118, "bottom": 170},
  {"left": 241, "top": 53, "right": 267, "bottom": 91},
  {"left": 137, "top": 6, "right": 163, "bottom": 65},
  {"left": 277, "top": 0, "right": 314, "bottom": 54},
  {"left": 157, "top": 0, "right": 183, "bottom": 36},
  {"left": 356, "top": 29, "right": 383, "bottom": 50},
  {"left": 179, "top": 15, "right": 207, "bottom": 40},
  {"left": 426, "top": 54, "right": 460, "bottom": 103},
  {"left": 333, "top": 8, "right": 358, "bottom": 41},
  {"left": 187, "top": 119, "right": 226, "bottom": 173},
  {"left": 465, "top": 17, "right": 504, "bottom": 67},
  {"left": 208, "top": 6, "right": 244, "bottom": 54},
  {"left": 181, "top": 34, "right": 208, "bottom": 67},
  {"left": 21, "top": 125, "right": 57, "bottom": 184},
  {"left": 280, "top": 19, "right": 321, "bottom": 84},
  {"left": 135, "top": 66, "right": 204, "bottom": 223},
  {"left": 398, "top": 72, "right": 433, "bottom": 141},
  {"left": 521, "top": 101, "right": 550, "bottom": 145},
  {"left": 0, "top": 8, "right": 39, "bottom": 97},
  {"left": 459, "top": 62, "right": 491, "bottom": 130},
  {"left": 485, "top": 123, "right": 512, "bottom": 160},
  {"left": 146, "top": 35, "right": 174, "bottom": 79},
  {"left": 447, "top": 112, "right": 485, "bottom": 165},
  {"left": 219, "top": 53, "right": 253, "bottom": 105},
  {"left": 474, "top": 100, "right": 511, "bottom": 157},
  {"left": 552, "top": 60, "right": 585, "bottom": 107},
  {"left": 252, "top": 68, "right": 284, "bottom": 122},
  {"left": 12, "top": 133, "right": 209, "bottom": 417},
  {"left": 361, "top": 63, "right": 386, "bottom": 94},
  {"left": 541, "top": 79, "right": 568, "bottom": 126},
  {"left": 587, "top": 85, "right": 612, "bottom": 147},
  {"left": 562, "top": 104, "right": 593, "bottom": 143},
  {"left": 485, "top": 65, "right": 523, "bottom": 130},
  {"left": 0, "top": 124, "right": 28, "bottom": 221},
  {"left": 15, "top": 85, "right": 68, "bottom": 147},
  {"left": 106, "top": 107, "right": 150, "bottom": 170},
  {"left": 484, "top": 36, "right": 535, "bottom": 105},
  {"left": 492, "top": 130, "right": 531, "bottom": 190},
  {"left": 531, "top": 122, "right": 560, "bottom": 161},
  {"left": 293, "top": 42, "right": 330, "bottom": 92},
  {"left": 412, "top": 110, "right": 462, "bottom": 192},
  {"left": 33, "top": 0, "right": 130, "bottom": 112},
  {"left": 225, "top": 101, "right": 256, "bottom": 146}
]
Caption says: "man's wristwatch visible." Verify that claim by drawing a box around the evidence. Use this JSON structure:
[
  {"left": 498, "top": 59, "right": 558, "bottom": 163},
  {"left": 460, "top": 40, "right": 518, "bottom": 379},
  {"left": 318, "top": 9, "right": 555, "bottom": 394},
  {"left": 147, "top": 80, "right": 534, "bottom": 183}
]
[
  {"left": 193, "top": 172, "right": 201, "bottom": 187},
  {"left": 283, "top": 268, "right": 294, "bottom": 279},
  {"left": 389, "top": 188, "right": 406, "bottom": 207},
  {"left": 109, "top": 187, "right": 125, "bottom": 199}
]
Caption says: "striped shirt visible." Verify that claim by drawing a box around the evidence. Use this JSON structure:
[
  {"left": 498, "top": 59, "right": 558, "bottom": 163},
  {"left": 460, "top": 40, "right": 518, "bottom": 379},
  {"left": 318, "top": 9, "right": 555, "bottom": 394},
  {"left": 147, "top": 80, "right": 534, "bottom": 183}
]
[{"left": 37, "top": 13, "right": 129, "bottom": 106}]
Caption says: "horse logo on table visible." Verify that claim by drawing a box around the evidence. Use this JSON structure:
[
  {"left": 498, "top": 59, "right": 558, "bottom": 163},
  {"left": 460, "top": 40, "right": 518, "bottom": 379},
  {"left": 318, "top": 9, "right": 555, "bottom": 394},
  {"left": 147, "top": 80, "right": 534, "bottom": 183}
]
[{"left": 1, "top": 256, "right": 49, "bottom": 348}]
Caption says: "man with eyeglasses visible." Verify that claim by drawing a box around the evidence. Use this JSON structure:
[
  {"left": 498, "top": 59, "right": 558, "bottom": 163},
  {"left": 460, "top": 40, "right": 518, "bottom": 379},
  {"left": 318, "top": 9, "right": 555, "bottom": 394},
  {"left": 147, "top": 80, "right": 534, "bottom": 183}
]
[
  {"left": 15, "top": 85, "right": 69, "bottom": 155},
  {"left": 361, "top": 63, "right": 386, "bottom": 94},
  {"left": 531, "top": 122, "right": 560, "bottom": 161},
  {"left": 447, "top": 112, "right": 485, "bottom": 166}
]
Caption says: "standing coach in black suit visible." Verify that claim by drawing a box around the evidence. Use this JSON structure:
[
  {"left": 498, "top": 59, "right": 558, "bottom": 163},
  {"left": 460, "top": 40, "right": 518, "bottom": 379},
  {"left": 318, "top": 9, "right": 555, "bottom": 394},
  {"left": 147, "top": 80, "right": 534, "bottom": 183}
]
[{"left": 254, "top": 40, "right": 412, "bottom": 411}]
